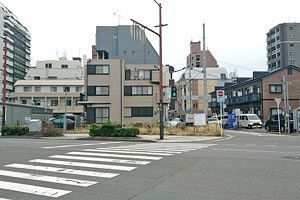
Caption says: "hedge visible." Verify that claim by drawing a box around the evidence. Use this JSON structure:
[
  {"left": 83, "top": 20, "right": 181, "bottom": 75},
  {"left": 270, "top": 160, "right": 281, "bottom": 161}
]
[
  {"left": 89, "top": 122, "right": 139, "bottom": 137},
  {"left": 1, "top": 125, "right": 29, "bottom": 136}
]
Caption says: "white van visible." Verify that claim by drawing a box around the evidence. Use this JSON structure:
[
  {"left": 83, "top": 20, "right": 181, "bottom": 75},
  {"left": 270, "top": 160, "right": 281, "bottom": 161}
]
[{"left": 238, "top": 114, "right": 262, "bottom": 129}]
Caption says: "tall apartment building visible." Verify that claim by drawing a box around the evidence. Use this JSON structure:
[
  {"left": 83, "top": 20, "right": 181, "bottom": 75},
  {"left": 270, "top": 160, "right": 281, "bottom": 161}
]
[
  {"left": 82, "top": 25, "right": 172, "bottom": 125},
  {"left": 0, "top": 3, "right": 31, "bottom": 97},
  {"left": 12, "top": 58, "right": 84, "bottom": 116},
  {"left": 267, "top": 23, "right": 300, "bottom": 71}
]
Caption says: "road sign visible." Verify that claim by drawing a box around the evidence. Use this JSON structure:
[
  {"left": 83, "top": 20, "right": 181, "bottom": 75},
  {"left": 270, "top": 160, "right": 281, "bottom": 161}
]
[
  {"left": 217, "top": 90, "right": 225, "bottom": 103},
  {"left": 217, "top": 90, "right": 224, "bottom": 97}
]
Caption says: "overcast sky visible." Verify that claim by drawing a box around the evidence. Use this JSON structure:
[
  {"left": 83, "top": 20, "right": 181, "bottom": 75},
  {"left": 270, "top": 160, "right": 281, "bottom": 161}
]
[{"left": 2, "top": 0, "right": 300, "bottom": 79}]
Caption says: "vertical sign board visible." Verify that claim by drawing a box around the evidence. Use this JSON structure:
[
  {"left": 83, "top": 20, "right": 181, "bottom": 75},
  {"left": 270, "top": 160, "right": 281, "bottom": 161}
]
[
  {"left": 194, "top": 113, "right": 206, "bottom": 126},
  {"left": 216, "top": 90, "right": 225, "bottom": 103}
]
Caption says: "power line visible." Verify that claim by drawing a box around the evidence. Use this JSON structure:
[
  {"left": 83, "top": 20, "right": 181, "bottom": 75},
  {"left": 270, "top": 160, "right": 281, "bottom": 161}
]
[{"left": 218, "top": 60, "right": 254, "bottom": 72}]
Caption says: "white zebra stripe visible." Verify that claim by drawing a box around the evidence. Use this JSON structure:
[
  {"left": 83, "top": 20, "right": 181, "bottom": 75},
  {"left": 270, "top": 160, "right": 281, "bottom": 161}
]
[
  {"left": 5, "top": 163, "right": 119, "bottom": 178},
  {"left": 0, "top": 169, "right": 97, "bottom": 187},
  {"left": 50, "top": 155, "right": 150, "bottom": 165},
  {"left": 29, "top": 159, "right": 136, "bottom": 171},
  {"left": 0, "top": 180, "right": 71, "bottom": 198},
  {"left": 65, "top": 152, "right": 162, "bottom": 160},
  {"left": 43, "top": 142, "right": 122, "bottom": 149},
  {"left": 84, "top": 149, "right": 174, "bottom": 156},
  {"left": 97, "top": 148, "right": 182, "bottom": 154}
]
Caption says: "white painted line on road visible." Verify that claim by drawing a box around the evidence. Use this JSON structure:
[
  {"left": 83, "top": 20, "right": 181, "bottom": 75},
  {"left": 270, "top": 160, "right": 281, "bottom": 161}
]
[
  {"left": 6, "top": 163, "right": 119, "bottom": 178},
  {"left": 43, "top": 142, "right": 122, "bottom": 149},
  {"left": 213, "top": 134, "right": 234, "bottom": 142},
  {"left": 288, "top": 146, "right": 300, "bottom": 148},
  {"left": 66, "top": 151, "right": 162, "bottom": 160},
  {"left": 246, "top": 144, "right": 256, "bottom": 146},
  {"left": 0, "top": 180, "right": 71, "bottom": 198},
  {"left": 50, "top": 155, "right": 151, "bottom": 165},
  {"left": 0, "top": 198, "right": 12, "bottom": 200},
  {"left": 0, "top": 169, "right": 97, "bottom": 187},
  {"left": 84, "top": 149, "right": 174, "bottom": 156},
  {"left": 265, "top": 145, "right": 278, "bottom": 147},
  {"left": 101, "top": 148, "right": 182, "bottom": 154},
  {"left": 212, "top": 148, "right": 299, "bottom": 154},
  {"left": 225, "top": 144, "right": 237, "bottom": 146},
  {"left": 29, "top": 159, "right": 136, "bottom": 171}
]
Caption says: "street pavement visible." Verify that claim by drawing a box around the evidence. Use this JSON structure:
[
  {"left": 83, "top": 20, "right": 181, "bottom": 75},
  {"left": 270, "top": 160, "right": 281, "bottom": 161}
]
[{"left": 0, "top": 130, "right": 299, "bottom": 200}]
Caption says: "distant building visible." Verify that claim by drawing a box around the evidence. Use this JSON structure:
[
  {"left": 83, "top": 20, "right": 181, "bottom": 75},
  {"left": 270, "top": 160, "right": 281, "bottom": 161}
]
[
  {"left": 267, "top": 23, "right": 300, "bottom": 71},
  {"left": 12, "top": 58, "right": 84, "bottom": 116},
  {"left": 0, "top": 2, "right": 31, "bottom": 97},
  {"left": 209, "top": 65, "right": 300, "bottom": 122}
]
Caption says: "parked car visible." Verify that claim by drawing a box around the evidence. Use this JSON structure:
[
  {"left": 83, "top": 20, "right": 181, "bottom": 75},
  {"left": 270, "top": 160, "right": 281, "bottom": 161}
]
[
  {"left": 51, "top": 118, "right": 75, "bottom": 130},
  {"left": 208, "top": 115, "right": 229, "bottom": 128},
  {"left": 165, "top": 118, "right": 185, "bottom": 127},
  {"left": 238, "top": 114, "right": 262, "bottom": 129},
  {"left": 265, "top": 114, "right": 293, "bottom": 133}
]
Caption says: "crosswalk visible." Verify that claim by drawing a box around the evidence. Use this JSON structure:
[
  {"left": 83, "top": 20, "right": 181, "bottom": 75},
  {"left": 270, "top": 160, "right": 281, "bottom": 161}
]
[{"left": 0, "top": 142, "right": 217, "bottom": 199}]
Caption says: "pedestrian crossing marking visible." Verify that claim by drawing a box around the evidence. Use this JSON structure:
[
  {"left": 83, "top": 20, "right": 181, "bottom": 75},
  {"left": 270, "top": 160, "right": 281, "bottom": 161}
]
[
  {"left": 50, "top": 155, "right": 151, "bottom": 165},
  {"left": 0, "top": 180, "right": 71, "bottom": 198},
  {"left": 0, "top": 169, "right": 97, "bottom": 187},
  {"left": 5, "top": 163, "right": 119, "bottom": 178},
  {"left": 84, "top": 149, "right": 174, "bottom": 156},
  {"left": 43, "top": 141, "right": 122, "bottom": 149},
  {"left": 29, "top": 159, "right": 136, "bottom": 171}
]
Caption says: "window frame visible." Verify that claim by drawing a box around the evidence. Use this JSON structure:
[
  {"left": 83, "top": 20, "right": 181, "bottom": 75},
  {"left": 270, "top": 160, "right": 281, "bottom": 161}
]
[
  {"left": 269, "top": 84, "right": 282, "bottom": 93},
  {"left": 95, "top": 107, "right": 110, "bottom": 123},
  {"left": 95, "top": 65, "right": 110, "bottom": 75},
  {"left": 131, "top": 107, "right": 153, "bottom": 117},
  {"left": 95, "top": 86, "right": 110, "bottom": 96}
]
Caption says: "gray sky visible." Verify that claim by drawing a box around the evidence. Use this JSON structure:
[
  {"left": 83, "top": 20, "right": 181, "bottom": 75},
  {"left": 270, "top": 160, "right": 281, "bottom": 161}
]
[{"left": 2, "top": 0, "right": 300, "bottom": 79}]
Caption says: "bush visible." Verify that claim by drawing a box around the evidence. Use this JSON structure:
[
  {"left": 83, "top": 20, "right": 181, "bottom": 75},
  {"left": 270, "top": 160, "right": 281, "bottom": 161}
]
[
  {"left": 89, "top": 122, "right": 139, "bottom": 137},
  {"left": 1, "top": 125, "right": 29, "bottom": 136},
  {"left": 40, "top": 123, "right": 63, "bottom": 137}
]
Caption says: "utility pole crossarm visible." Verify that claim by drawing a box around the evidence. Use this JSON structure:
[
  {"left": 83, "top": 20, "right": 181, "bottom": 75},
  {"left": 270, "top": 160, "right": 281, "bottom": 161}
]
[{"left": 130, "top": 19, "right": 160, "bottom": 37}]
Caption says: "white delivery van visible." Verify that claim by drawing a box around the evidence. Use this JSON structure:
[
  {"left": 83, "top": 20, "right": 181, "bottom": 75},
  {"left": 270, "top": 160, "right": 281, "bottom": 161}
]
[{"left": 238, "top": 114, "right": 262, "bottom": 129}]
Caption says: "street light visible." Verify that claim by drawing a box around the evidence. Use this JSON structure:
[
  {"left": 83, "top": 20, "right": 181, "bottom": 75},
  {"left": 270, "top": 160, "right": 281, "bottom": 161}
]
[
  {"left": 1, "top": 36, "right": 7, "bottom": 127},
  {"left": 131, "top": 0, "right": 167, "bottom": 139}
]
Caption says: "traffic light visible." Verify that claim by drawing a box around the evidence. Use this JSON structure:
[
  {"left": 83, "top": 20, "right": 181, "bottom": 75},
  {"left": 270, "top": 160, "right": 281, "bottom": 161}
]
[{"left": 171, "top": 85, "right": 177, "bottom": 98}]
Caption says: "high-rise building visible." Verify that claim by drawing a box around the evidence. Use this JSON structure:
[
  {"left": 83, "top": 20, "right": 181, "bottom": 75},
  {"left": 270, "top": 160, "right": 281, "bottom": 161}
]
[
  {"left": 0, "top": 3, "right": 31, "bottom": 97},
  {"left": 95, "top": 25, "right": 159, "bottom": 64},
  {"left": 267, "top": 23, "right": 300, "bottom": 71}
]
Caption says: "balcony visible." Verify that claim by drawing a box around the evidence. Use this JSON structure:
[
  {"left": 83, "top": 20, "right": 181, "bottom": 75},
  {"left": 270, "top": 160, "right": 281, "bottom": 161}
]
[
  {"left": 225, "top": 93, "right": 261, "bottom": 106},
  {"left": 208, "top": 101, "right": 218, "bottom": 108}
]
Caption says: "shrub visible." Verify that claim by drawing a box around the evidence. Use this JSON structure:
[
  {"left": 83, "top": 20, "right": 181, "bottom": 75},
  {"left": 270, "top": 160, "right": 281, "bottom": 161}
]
[
  {"left": 89, "top": 122, "right": 139, "bottom": 137},
  {"left": 1, "top": 125, "right": 29, "bottom": 136},
  {"left": 40, "top": 123, "right": 63, "bottom": 137}
]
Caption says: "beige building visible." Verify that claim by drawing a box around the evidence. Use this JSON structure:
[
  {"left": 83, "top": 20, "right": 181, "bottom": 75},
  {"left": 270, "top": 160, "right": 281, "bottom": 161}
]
[
  {"left": 11, "top": 58, "right": 84, "bottom": 116},
  {"left": 83, "top": 59, "right": 171, "bottom": 125}
]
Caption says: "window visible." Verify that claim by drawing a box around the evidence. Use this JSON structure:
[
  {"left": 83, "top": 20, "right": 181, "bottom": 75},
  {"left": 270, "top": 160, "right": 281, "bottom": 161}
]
[
  {"left": 290, "top": 51, "right": 295, "bottom": 56},
  {"left": 289, "top": 26, "right": 293, "bottom": 30},
  {"left": 63, "top": 87, "right": 70, "bottom": 92},
  {"left": 76, "top": 87, "right": 82, "bottom": 92},
  {"left": 23, "top": 86, "right": 32, "bottom": 92},
  {"left": 61, "top": 64, "right": 68, "bottom": 69},
  {"left": 131, "top": 86, "right": 153, "bottom": 96},
  {"left": 288, "top": 68, "right": 293, "bottom": 75},
  {"left": 269, "top": 84, "right": 282, "bottom": 93},
  {"left": 48, "top": 76, "right": 57, "bottom": 80},
  {"left": 125, "top": 70, "right": 131, "bottom": 80},
  {"left": 95, "top": 65, "right": 109, "bottom": 75},
  {"left": 60, "top": 97, "right": 71, "bottom": 106},
  {"left": 96, "top": 86, "right": 109, "bottom": 96},
  {"left": 96, "top": 107, "right": 109, "bottom": 123},
  {"left": 289, "top": 43, "right": 294, "bottom": 47},
  {"left": 50, "top": 86, "right": 57, "bottom": 92},
  {"left": 124, "top": 51, "right": 128, "bottom": 55},
  {"left": 290, "top": 60, "right": 295, "bottom": 64},
  {"left": 21, "top": 100, "right": 27, "bottom": 104},
  {"left": 289, "top": 34, "right": 294, "bottom": 39},
  {"left": 132, "top": 51, "right": 135, "bottom": 55},
  {"left": 45, "top": 63, "right": 52, "bottom": 68},
  {"left": 35, "top": 87, "right": 41, "bottom": 92},
  {"left": 270, "top": 108, "right": 283, "bottom": 116},
  {"left": 138, "top": 70, "right": 151, "bottom": 80},
  {"left": 131, "top": 107, "right": 153, "bottom": 117},
  {"left": 49, "top": 98, "right": 58, "bottom": 106},
  {"left": 33, "top": 99, "right": 41, "bottom": 106},
  {"left": 34, "top": 76, "right": 40, "bottom": 80}
]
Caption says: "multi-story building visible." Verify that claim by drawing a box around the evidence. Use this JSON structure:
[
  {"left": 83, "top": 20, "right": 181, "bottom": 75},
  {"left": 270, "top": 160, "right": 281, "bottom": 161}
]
[
  {"left": 11, "top": 58, "right": 84, "bottom": 116},
  {"left": 209, "top": 65, "right": 300, "bottom": 122},
  {"left": 0, "top": 2, "right": 31, "bottom": 97},
  {"left": 267, "top": 23, "right": 300, "bottom": 71},
  {"left": 82, "top": 25, "right": 172, "bottom": 125},
  {"left": 176, "top": 41, "right": 225, "bottom": 118}
]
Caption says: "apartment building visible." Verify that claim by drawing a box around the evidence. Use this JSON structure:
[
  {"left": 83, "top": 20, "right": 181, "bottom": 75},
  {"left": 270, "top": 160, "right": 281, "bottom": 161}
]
[
  {"left": 82, "top": 25, "right": 172, "bottom": 125},
  {"left": 0, "top": 2, "right": 31, "bottom": 97},
  {"left": 12, "top": 58, "right": 84, "bottom": 116},
  {"left": 267, "top": 23, "right": 300, "bottom": 71},
  {"left": 209, "top": 65, "right": 300, "bottom": 122}
]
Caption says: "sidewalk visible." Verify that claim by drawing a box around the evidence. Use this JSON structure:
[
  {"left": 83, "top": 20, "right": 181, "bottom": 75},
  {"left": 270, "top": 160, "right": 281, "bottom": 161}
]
[{"left": 47, "top": 133, "right": 221, "bottom": 143}]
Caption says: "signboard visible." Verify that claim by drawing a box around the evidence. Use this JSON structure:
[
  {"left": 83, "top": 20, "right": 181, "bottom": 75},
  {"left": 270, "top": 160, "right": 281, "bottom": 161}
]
[
  {"left": 194, "top": 113, "right": 206, "bottom": 126},
  {"left": 217, "top": 90, "right": 225, "bottom": 103}
]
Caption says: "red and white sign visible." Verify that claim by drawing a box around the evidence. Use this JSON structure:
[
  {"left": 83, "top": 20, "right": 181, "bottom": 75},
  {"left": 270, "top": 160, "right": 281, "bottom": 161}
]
[{"left": 217, "top": 90, "right": 224, "bottom": 97}]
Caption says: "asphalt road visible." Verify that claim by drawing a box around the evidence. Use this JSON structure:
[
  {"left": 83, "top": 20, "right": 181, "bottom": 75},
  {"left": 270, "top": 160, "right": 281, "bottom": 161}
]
[{"left": 0, "top": 131, "right": 299, "bottom": 200}]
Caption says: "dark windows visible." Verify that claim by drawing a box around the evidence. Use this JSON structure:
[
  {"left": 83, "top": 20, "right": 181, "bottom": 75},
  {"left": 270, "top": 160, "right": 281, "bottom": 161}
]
[
  {"left": 269, "top": 84, "right": 282, "bottom": 93},
  {"left": 61, "top": 64, "right": 68, "bottom": 69},
  {"left": 23, "top": 86, "right": 32, "bottom": 92},
  {"left": 125, "top": 70, "right": 131, "bottom": 80},
  {"left": 87, "top": 65, "right": 110, "bottom": 75},
  {"left": 64, "top": 87, "right": 70, "bottom": 92},
  {"left": 288, "top": 68, "right": 293, "bottom": 75},
  {"left": 131, "top": 107, "right": 153, "bottom": 117},
  {"left": 124, "top": 86, "right": 153, "bottom": 96},
  {"left": 289, "top": 43, "right": 294, "bottom": 47},
  {"left": 45, "top": 63, "right": 52, "bottom": 68},
  {"left": 50, "top": 98, "right": 58, "bottom": 106},
  {"left": 138, "top": 70, "right": 151, "bottom": 80},
  {"left": 76, "top": 86, "right": 82, "bottom": 92},
  {"left": 34, "top": 87, "right": 41, "bottom": 92},
  {"left": 34, "top": 76, "right": 40, "bottom": 80},
  {"left": 96, "top": 86, "right": 109, "bottom": 96},
  {"left": 96, "top": 107, "right": 109, "bottom": 123},
  {"left": 50, "top": 86, "right": 57, "bottom": 92}
]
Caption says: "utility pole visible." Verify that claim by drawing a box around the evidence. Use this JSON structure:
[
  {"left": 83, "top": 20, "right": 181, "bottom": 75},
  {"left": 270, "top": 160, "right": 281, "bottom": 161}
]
[
  {"left": 63, "top": 88, "right": 67, "bottom": 133},
  {"left": 202, "top": 24, "right": 208, "bottom": 118},
  {"left": 189, "top": 66, "right": 192, "bottom": 113},
  {"left": 1, "top": 37, "right": 7, "bottom": 127},
  {"left": 282, "top": 75, "right": 290, "bottom": 134},
  {"left": 131, "top": 0, "right": 167, "bottom": 139}
]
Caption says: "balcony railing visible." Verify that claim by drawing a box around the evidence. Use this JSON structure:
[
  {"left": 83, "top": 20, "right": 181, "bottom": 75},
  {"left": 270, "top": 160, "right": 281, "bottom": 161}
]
[{"left": 225, "top": 93, "right": 261, "bottom": 106}]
